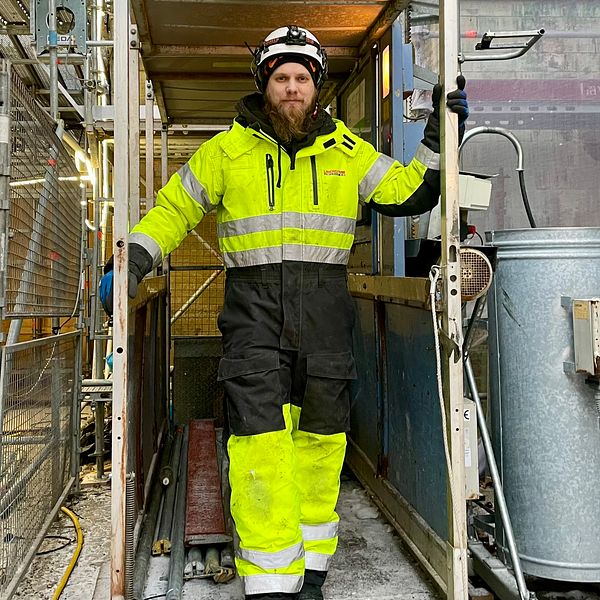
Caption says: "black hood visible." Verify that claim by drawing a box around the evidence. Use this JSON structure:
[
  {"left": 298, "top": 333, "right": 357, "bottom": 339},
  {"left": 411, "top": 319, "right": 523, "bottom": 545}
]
[{"left": 235, "top": 92, "right": 336, "bottom": 152}]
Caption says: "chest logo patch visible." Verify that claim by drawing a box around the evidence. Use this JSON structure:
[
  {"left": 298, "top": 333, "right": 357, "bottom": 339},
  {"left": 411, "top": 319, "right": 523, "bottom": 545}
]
[{"left": 324, "top": 169, "right": 346, "bottom": 177}]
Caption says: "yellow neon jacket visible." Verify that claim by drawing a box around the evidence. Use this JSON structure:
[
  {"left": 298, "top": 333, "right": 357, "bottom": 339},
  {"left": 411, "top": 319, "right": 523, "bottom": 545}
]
[{"left": 130, "top": 108, "right": 440, "bottom": 269}]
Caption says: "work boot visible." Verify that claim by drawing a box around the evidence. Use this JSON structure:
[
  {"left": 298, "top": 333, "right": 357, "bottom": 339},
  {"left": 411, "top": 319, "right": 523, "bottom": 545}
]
[{"left": 298, "top": 569, "right": 327, "bottom": 600}]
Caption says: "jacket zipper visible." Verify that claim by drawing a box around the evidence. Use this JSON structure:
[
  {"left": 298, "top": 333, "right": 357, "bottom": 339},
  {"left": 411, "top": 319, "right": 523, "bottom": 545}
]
[
  {"left": 265, "top": 153, "right": 275, "bottom": 211},
  {"left": 310, "top": 155, "right": 319, "bottom": 206}
]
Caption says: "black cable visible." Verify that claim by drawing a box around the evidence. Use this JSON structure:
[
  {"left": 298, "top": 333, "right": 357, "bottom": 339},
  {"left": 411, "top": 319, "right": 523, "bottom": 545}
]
[
  {"left": 403, "top": 113, "right": 427, "bottom": 121},
  {"left": 143, "top": 595, "right": 167, "bottom": 600},
  {"left": 518, "top": 170, "right": 537, "bottom": 228},
  {"left": 36, "top": 535, "right": 73, "bottom": 555},
  {"left": 474, "top": 231, "right": 484, "bottom": 245}
]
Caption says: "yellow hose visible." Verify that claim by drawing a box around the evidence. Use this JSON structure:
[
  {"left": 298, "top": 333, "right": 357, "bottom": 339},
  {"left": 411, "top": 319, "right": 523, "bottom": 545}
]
[{"left": 51, "top": 506, "right": 84, "bottom": 600}]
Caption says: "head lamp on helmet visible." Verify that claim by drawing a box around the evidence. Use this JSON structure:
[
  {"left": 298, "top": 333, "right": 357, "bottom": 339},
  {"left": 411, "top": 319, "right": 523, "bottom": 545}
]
[{"left": 252, "top": 25, "right": 328, "bottom": 93}]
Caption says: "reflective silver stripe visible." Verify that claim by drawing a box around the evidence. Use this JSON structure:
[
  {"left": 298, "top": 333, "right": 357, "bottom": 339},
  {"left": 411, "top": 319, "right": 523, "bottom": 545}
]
[
  {"left": 129, "top": 232, "right": 163, "bottom": 268},
  {"left": 223, "top": 246, "right": 350, "bottom": 268},
  {"left": 300, "top": 521, "right": 339, "bottom": 541},
  {"left": 359, "top": 153, "right": 396, "bottom": 202},
  {"left": 242, "top": 574, "right": 303, "bottom": 595},
  {"left": 178, "top": 162, "right": 214, "bottom": 213},
  {"left": 414, "top": 143, "right": 440, "bottom": 170},
  {"left": 218, "top": 212, "right": 356, "bottom": 239},
  {"left": 305, "top": 551, "right": 333, "bottom": 571},
  {"left": 281, "top": 245, "right": 350, "bottom": 264},
  {"left": 237, "top": 542, "right": 304, "bottom": 569}
]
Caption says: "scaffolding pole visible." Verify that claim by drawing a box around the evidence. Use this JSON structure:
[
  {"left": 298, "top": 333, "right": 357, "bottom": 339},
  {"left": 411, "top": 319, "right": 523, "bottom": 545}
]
[
  {"left": 439, "top": 1, "right": 468, "bottom": 598},
  {"left": 112, "top": 0, "right": 131, "bottom": 597}
]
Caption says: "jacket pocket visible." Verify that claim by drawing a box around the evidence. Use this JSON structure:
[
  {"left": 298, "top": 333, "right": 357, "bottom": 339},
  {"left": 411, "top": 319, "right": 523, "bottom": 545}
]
[
  {"left": 299, "top": 351, "right": 357, "bottom": 435},
  {"left": 218, "top": 350, "right": 284, "bottom": 436}
]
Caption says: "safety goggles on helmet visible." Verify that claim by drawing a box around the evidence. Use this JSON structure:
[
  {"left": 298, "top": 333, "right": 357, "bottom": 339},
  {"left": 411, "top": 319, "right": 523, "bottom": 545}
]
[{"left": 252, "top": 25, "right": 328, "bottom": 92}]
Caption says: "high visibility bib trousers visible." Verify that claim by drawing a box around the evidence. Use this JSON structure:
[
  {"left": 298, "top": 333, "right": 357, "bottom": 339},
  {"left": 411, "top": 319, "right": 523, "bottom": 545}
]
[
  {"left": 129, "top": 110, "right": 440, "bottom": 596},
  {"left": 218, "top": 261, "right": 355, "bottom": 595}
]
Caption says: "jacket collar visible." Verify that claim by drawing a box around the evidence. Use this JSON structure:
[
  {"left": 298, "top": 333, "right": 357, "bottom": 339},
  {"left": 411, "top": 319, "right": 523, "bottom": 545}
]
[{"left": 234, "top": 92, "right": 336, "bottom": 152}]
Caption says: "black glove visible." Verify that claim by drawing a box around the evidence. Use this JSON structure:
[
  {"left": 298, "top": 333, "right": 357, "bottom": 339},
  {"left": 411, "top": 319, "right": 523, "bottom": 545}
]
[
  {"left": 99, "top": 243, "right": 154, "bottom": 315},
  {"left": 422, "top": 75, "right": 469, "bottom": 154}
]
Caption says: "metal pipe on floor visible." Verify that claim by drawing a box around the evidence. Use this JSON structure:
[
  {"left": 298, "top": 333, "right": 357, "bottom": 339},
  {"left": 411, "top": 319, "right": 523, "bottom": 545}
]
[
  {"left": 153, "top": 428, "right": 183, "bottom": 554},
  {"left": 166, "top": 425, "right": 189, "bottom": 600},
  {"left": 133, "top": 440, "right": 173, "bottom": 599}
]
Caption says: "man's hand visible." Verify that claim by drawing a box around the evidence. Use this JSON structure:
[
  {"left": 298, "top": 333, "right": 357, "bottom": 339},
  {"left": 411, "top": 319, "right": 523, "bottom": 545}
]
[
  {"left": 423, "top": 76, "right": 469, "bottom": 153},
  {"left": 98, "top": 265, "right": 142, "bottom": 315},
  {"left": 98, "top": 243, "right": 154, "bottom": 315}
]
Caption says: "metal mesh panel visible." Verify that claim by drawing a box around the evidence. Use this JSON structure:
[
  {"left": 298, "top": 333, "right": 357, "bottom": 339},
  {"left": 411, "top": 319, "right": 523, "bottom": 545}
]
[
  {"left": 0, "top": 331, "right": 79, "bottom": 590},
  {"left": 4, "top": 72, "right": 82, "bottom": 318},
  {"left": 171, "top": 214, "right": 224, "bottom": 337},
  {"left": 173, "top": 337, "right": 224, "bottom": 426}
]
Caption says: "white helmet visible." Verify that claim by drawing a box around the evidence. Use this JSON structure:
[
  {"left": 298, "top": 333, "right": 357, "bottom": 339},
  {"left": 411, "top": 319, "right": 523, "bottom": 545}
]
[{"left": 252, "top": 25, "right": 328, "bottom": 92}]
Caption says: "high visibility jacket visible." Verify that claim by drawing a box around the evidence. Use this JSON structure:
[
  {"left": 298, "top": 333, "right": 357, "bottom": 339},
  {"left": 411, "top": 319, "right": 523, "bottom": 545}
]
[{"left": 130, "top": 119, "right": 439, "bottom": 268}]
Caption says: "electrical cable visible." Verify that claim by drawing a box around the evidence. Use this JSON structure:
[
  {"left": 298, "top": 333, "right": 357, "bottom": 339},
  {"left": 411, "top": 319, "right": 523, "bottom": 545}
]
[
  {"left": 36, "top": 535, "right": 72, "bottom": 556},
  {"left": 518, "top": 170, "right": 537, "bottom": 228},
  {"left": 51, "top": 506, "right": 84, "bottom": 600}
]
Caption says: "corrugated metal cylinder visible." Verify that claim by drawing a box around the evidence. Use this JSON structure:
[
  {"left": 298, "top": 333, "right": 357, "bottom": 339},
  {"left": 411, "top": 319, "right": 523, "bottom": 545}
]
[{"left": 487, "top": 227, "right": 600, "bottom": 582}]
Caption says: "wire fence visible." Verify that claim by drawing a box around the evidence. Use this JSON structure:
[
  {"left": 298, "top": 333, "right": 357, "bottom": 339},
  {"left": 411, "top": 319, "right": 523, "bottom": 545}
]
[
  {"left": 170, "top": 214, "right": 224, "bottom": 337},
  {"left": 0, "top": 331, "right": 80, "bottom": 597},
  {"left": 2, "top": 71, "right": 82, "bottom": 318}
]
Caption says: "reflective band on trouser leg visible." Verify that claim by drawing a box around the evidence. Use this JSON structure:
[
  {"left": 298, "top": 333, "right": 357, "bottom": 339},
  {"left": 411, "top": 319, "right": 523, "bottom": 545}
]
[
  {"left": 293, "top": 424, "right": 346, "bottom": 571},
  {"left": 228, "top": 405, "right": 304, "bottom": 595}
]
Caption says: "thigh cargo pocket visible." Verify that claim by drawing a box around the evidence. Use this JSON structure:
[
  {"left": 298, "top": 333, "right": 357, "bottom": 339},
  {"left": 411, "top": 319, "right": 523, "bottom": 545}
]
[
  {"left": 299, "top": 351, "right": 357, "bottom": 435},
  {"left": 218, "top": 351, "right": 284, "bottom": 436}
]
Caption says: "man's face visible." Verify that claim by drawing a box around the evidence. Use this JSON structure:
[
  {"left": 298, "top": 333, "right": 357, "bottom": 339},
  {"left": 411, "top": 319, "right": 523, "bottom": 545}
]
[{"left": 265, "top": 62, "right": 317, "bottom": 118}]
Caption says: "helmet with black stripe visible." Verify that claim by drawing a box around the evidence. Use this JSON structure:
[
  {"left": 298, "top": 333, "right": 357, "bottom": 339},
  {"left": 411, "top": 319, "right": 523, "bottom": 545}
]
[{"left": 252, "top": 25, "right": 328, "bottom": 93}]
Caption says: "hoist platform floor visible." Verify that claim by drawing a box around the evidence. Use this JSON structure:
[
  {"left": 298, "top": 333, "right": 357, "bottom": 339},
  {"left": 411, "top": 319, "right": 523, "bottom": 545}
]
[{"left": 141, "top": 475, "right": 441, "bottom": 600}]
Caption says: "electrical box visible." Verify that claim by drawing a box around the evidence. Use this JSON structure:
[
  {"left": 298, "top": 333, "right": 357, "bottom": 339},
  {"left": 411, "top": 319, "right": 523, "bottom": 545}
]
[
  {"left": 572, "top": 299, "right": 600, "bottom": 376},
  {"left": 458, "top": 172, "right": 493, "bottom": 211},
  {"left": 463, "top": 398, "right": 479, "bottom": 500},
  {"left": 33, "top": 0, "right": 87, "bottom": 56}
]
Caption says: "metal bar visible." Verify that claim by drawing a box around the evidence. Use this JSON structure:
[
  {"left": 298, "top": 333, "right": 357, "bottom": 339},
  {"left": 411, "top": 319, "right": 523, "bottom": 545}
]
[
  {"left": 170, "top": 270, "right": 221, "bottom": 325},
  {"left": 154, "top": 429, "right": 183, "bottom": 554},
  {"left": 190, "top": 230, "right": 222, "bottom": 261},
  {"left": 47, "top": 0, "right": 58, "bottom": 120},
  {"left": 145, "top": 81, "right": 155, "bottom": 211},
  {"left": 461, "top": 30, "right": 544, "bottom": 63},
  {"left": 0, "top": 60, "right": 11, "bottom": 324},
  {"left": 0, "top": 477, "right": 75, "bottom": 600},
  {"left": 112, "top": 0, "right": 131, "bottom": 595},
  {"left": 464, "top": 357, "right": 531, "bottom": 600},
  {"left": 129, "top": 24, "right": 141, "bottom": 226},
  {"left": 166, "top": 425, "right": 189, "bottom": 600},
  {"left": 133, "top": 438, "right": 171, "bottom": 600},
  {"left": 161, "top": 128, "right": 168, "bottom": 187},
  {"left": 87, "top": 40, "right": 114, "bottom": 46},
  {"left": 439, "top": 1, "right": 468, "bottom": 598}
]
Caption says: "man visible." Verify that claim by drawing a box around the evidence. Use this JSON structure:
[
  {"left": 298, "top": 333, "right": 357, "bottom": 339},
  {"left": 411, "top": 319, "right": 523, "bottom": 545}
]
[{"left": 101, "top": 25, "right": 468, "bottom": 600}]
